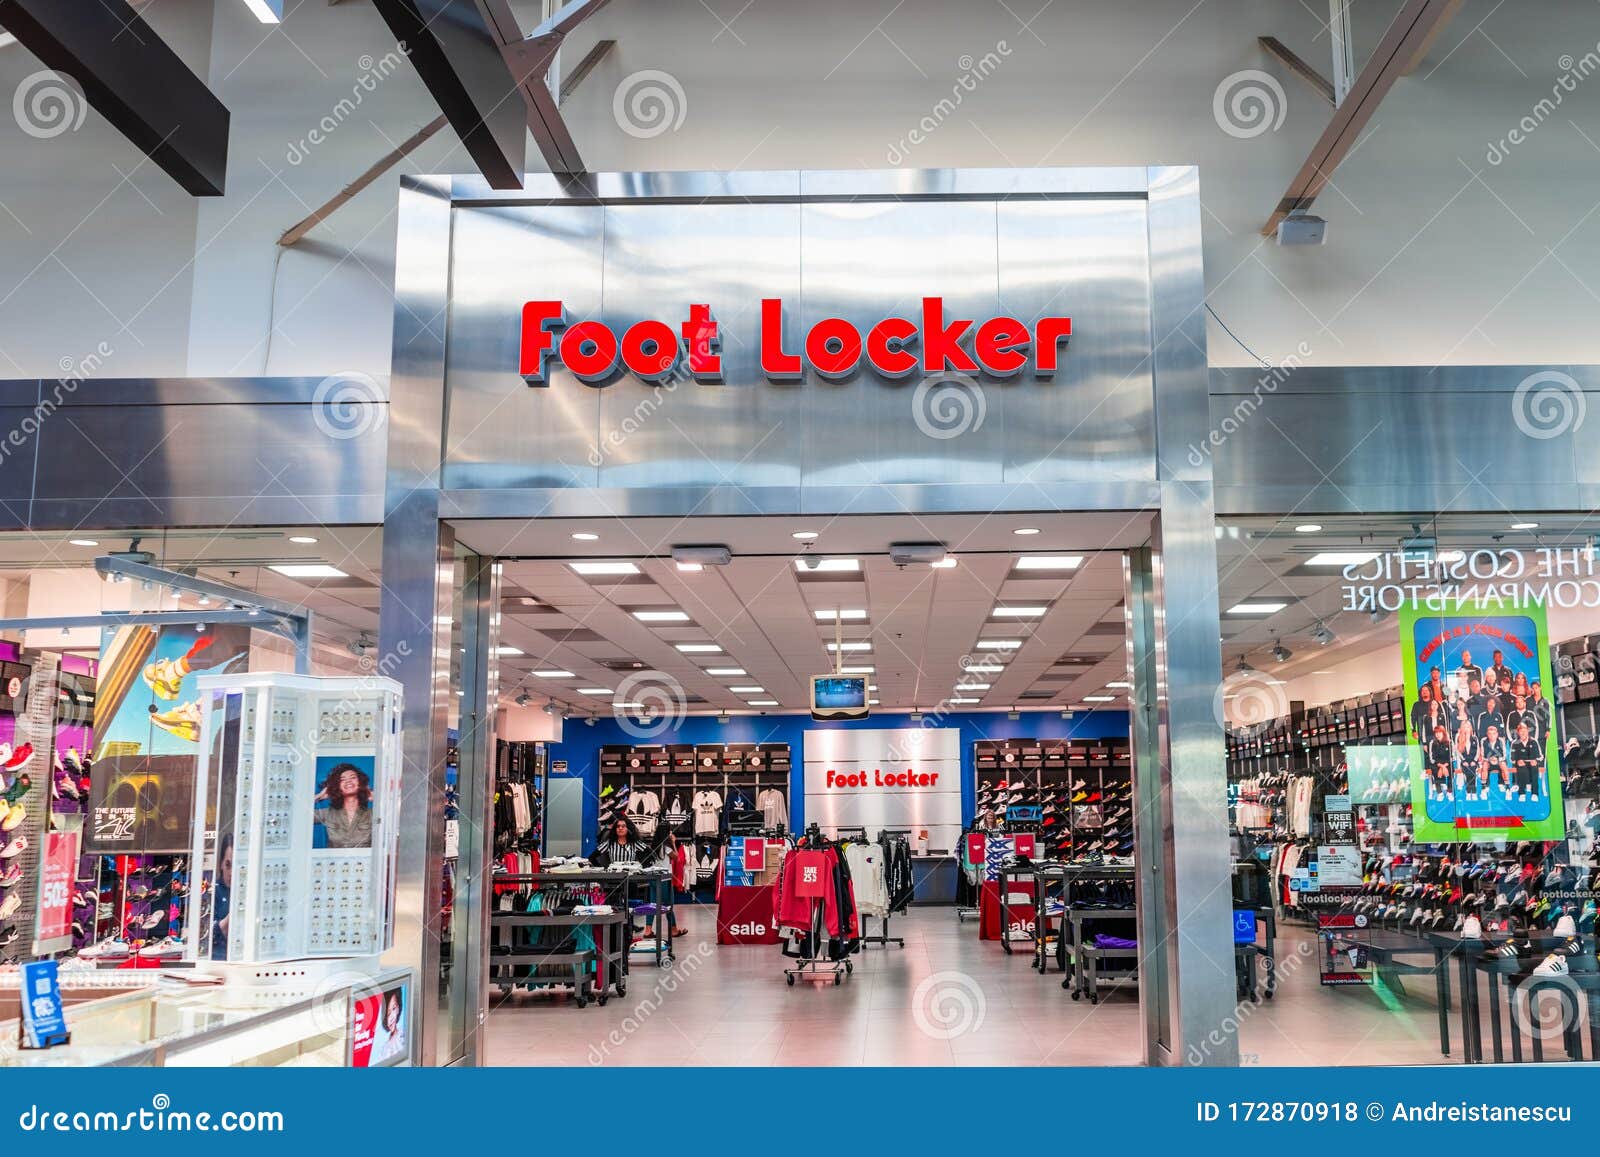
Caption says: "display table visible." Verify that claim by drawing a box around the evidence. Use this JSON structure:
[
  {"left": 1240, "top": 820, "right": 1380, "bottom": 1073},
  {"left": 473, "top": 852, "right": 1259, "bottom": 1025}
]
[{"left": 0, "top": 965, "right": 415, "bottom": 1066}]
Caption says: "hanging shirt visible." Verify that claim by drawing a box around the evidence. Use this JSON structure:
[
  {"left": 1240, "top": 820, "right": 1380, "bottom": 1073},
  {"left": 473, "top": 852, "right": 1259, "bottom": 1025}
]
[
  {"left": 692, "top": 790, "right": 723, "bottom": 835},
  {"left": 627, "top": 790, "right": 661, "bottom": 836},
  {"left": 661, "top": 793, "right": 690, "bottom": 833},
  {"left": 756, "top": 788, "right": 788, "bottom": 830}
]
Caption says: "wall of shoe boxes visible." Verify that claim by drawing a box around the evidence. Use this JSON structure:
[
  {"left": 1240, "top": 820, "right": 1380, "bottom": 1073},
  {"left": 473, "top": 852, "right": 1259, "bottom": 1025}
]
[{"left": 974, "top": 738, "right": 1133, "bottom": 863}]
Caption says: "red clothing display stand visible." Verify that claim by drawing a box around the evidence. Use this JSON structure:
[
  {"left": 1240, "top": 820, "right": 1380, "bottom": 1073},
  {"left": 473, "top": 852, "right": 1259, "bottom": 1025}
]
[
  {"left": 978, "top": 879, "right": 1036, "bottom": 941},
  {"left": 717, "top": 884, "right": 779, "bottom": 944}
]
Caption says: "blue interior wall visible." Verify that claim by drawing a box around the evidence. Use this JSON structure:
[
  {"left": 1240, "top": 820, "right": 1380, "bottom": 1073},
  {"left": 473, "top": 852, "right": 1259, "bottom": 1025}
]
[{"left": 553, "top": 709, "right": 1130, "bottom": 854}]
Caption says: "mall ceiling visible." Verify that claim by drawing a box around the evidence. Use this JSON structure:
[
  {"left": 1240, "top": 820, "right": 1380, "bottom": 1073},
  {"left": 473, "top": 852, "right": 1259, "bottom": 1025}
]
[{"left": 484, "top": 512, "right": 1148, "bottom": 717}]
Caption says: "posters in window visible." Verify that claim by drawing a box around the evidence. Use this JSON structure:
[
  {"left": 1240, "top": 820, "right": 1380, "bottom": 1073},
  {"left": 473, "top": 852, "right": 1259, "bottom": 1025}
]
[{"left": 1399, "top": 599, "right": 1563, "bottom": 843}]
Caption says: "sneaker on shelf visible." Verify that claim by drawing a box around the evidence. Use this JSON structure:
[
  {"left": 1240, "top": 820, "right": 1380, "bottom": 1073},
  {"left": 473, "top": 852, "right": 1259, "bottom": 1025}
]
[
  {"left": 80, "top": 939, "right": 131, "bottom": 960},
  {"left": 1, "top": 743, "right": 32, "bottom": 772},
  {"left": 1531, "top": 951, "right": 1569, "bottom": 977},
  {"left": 0, "top": 835, "right": 28, "bottom": 860},
  {"left": 136, "top": 938, "right": 183, "bottom": 960},
  {"left": 0, "top": 892, "right": 20, "bottom": 920},
  {"left": 1462, "top": 915, "right": 1483, "bottom": 938},
  {"left": 0, "top": 803, "right": 22, "bottom": 833},
  {"left": 0, "top": 865, "right": 21, "bottom": 889},
  {"left": 1554, "top": 912, "right": 1578, "bottom": 937}
]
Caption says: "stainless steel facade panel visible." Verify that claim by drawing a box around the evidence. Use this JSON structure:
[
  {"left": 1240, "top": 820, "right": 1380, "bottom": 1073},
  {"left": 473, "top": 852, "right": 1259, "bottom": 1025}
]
[
  {"left": 29, "top": 402, "right": 385, "bottom": 528},
  {"left": 995, "top": 199, "right": 1154, "bottom": 487},
  {"left": 443, "top": 203, "right": 606, "bottom": 493},
  {"left": 1206, "top": 388, "right": 1589, "bottom": 515},
  {"left": 437, "top": 186, "right": 1161, "bottom": 513},
  {"left": 595, "top": 203, "right": 805, "bottom": 494}
]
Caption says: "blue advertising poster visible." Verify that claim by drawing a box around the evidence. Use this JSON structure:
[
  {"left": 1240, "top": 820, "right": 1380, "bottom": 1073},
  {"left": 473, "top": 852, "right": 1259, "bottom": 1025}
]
[{"left": 20, "top": 960, "right": 67, "bottom": 1049}]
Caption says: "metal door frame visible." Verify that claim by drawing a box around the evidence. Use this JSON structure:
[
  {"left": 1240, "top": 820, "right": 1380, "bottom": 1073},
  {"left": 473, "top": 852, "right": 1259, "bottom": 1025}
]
[{"left": 380, "top": 165, "right": 1237, "bottom": 1067}]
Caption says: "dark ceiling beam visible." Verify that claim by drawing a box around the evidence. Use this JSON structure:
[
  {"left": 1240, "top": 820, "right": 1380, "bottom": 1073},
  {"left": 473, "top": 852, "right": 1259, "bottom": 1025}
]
[
  {"left": 368, "top": 0, "right": 531, "bottom": 189},
  {"left": 1261, "top": 0, "right": 1461, "bottom": 236},
  {"left": 1400, "top": 0, "right": 1465, "bottom": 74},
  {"left": 483, "top": 0, "right": 609, "bottom": 175},
  {"left": 1258, "top": 35, "right": 1334, "bottom": 106},
  {"left": 559, "top": 37, "right": 615, "bottom": 105},
  {"left": 0, "top": 0, "right": 230, "bottom": 195}
]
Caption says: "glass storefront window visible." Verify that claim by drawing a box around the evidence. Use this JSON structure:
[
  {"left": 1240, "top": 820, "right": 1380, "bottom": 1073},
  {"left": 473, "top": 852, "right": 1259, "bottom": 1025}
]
[{"left": 1218, "top": 514, "right": 1600, "bottom": 1065}]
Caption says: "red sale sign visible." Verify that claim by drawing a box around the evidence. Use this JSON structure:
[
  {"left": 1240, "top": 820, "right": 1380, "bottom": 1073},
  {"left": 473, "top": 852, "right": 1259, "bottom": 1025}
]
[
  {"left": 35, "top": 830, "right": 79, "bottom": 943},
  {"left": 350, "top": 992, "right": 380, "bottom": 1068}
]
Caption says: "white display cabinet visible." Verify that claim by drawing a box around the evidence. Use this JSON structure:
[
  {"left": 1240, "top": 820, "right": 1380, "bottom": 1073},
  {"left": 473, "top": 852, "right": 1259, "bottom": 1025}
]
[{"left": 186, "top": 672, "right": 404, "bottom": 965}]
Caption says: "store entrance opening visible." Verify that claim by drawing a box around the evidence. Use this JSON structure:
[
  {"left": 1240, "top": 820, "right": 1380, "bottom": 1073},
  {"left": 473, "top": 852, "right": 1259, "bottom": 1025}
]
[{"left": 454, "top": 512, "right": 1155, "bottom": 1065}]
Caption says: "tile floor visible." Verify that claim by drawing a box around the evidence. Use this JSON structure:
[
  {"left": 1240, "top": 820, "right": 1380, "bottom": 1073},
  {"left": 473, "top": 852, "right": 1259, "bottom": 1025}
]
[{"left": 483, "top": 905, "right": 1489, "bottom": 1066}]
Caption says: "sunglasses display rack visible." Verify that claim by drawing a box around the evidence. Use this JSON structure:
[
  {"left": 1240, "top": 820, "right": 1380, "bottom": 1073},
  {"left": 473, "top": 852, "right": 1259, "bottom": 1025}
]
[{"left": 188, "top": 672, "right": 404, "bottom": 967}]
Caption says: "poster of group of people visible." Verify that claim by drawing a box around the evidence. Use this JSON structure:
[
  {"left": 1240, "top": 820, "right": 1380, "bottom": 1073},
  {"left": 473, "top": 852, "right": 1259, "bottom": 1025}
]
[{"left": 1400, "top": 600, "right": 1564, "bottom": 843}]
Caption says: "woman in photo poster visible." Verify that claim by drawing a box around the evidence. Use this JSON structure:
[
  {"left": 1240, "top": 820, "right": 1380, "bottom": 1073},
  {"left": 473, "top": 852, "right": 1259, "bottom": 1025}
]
[
  {"left": 371, "top": 988, "right": 406, "bottom": 1063},
  {"left": 314, "top": 761, "right": 374, "bottom": 849}
]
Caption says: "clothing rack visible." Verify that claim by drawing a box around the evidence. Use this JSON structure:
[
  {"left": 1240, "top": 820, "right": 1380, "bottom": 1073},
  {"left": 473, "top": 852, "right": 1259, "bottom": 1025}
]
[
  {"left": 780, "top": 831, "right": 857, "bottom": 986},
  {"left": 858, "top": 828, "right": 909, "bottom": 949}
]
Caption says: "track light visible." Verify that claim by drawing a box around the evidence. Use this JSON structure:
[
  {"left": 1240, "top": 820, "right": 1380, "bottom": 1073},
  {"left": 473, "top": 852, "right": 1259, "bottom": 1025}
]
[
  {"left": 1271, "top": 640, "right": 1292, "bottom": 663},
  {"left": 717, "top": 711, "right": 729, "bottom": 724},
  {"left": 585, "top": 715, "right": 596, "bottom": 726},
  {"left": 1311, "top": 622, "right": 1335, "bottom": 647},
  {"left": 515, "top": 692, "right": 531, "bottom": 707},
  {"left": 543, "top": 702, "right": 556, "bottom": 716},
  {"left": 909, "top": 710, "right": 923, "bottom": 722}
]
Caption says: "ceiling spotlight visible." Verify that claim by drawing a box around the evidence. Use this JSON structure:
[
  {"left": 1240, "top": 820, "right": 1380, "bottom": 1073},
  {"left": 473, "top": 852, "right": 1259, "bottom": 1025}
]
[
  {"left": 515, "top": 692, "right": 531, "bottom": 707},
  {"left": 1007, "top": 709, "right": 1020, "bottom": 721},
  {"left": 1271, "top": 640, "right": 1292, "bottom": 663},
  {"left": 543, "top": 702, "right": 556, "bottom": 716},
  {"left": 585, "top": 715, "right": 596, "bottom": 726},
  {"left": 1311, "top": 622, "right": 1335, "bottom": 646},
  {"left": 909, "top": 711, "right": 923, "bottom": 722},
  {"left": 717, "top": 711, "right": 729, "bottom": 724},
  {"left": 1369, "top": 608, "right": 1387, "bottom": 625},
  {"left": 1060, "top": 708, "right": 1072, "bottom": 720}
]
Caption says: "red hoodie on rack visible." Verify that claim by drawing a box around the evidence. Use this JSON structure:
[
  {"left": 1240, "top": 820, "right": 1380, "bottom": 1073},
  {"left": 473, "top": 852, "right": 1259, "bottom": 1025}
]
[{"left": 777, "top": 847, "right": 858, "bottom": 938}]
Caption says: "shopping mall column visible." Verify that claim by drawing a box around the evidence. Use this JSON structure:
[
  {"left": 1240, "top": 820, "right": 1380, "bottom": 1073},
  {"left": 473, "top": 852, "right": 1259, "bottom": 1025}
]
[
  {"left": 378, "top": 175, "right": 456, "bottom": 1068},
  {"left": 1132, "top": 164, "right": 1238, "bottom": 1067}
]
